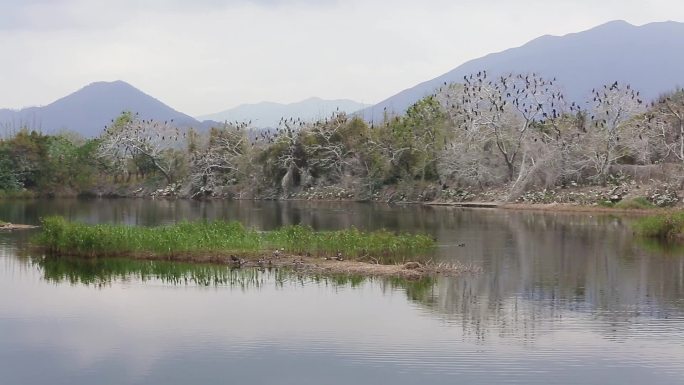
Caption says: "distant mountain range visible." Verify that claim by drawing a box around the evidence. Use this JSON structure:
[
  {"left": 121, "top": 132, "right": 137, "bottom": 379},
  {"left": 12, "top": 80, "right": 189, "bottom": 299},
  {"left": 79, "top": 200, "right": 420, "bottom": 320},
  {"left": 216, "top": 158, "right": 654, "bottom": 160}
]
[
  {"left": 197, "top": 98, "right": 369, "bottom": 128},
  {"left": 359, "top": 20, "right": 684, "bottom": 121},
  {"left": 0, "top": 81, "right": 210, "bottom": 137},
  {"left": 3, "top": 20, "right": 684, "bottom": 136},
  {"left": 0, "top": 82, "right": 368, "bottom": 137}
]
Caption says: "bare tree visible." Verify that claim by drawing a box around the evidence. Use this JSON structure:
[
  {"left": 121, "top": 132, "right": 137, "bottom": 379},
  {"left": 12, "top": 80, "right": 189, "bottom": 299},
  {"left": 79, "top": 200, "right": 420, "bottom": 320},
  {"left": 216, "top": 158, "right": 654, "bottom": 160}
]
[
  {"left": 446, "top": 72, "right": 566, "bottom": 189},
  {"left": 188, "top": 122, "right": 251, "bottom": 197},
  {"left": 304, "top": 111, "right": 354, "bottom": 181},
  {"left": 97, "top": 112, "right": 183, "bottom": 184},
  {"left": 251, "top": 117, "right": 308, "bottom": 195},
  {"left": 645, "top": 90, "right": 684, "bottom": 162},
  {"left": 585, "top": 82, "right": 645, "bottom": 180}
]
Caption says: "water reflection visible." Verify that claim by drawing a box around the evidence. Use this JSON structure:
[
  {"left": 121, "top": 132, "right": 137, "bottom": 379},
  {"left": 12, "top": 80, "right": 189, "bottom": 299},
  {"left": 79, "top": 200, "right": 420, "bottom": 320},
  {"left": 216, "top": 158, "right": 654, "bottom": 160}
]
[
  {"left": 28, "top": 255, "right": 435, "bottom": 296},
  {"left": 1, "top": 200, "right": 683, "bottom": 384},
  {"left": 3, "top": 199, "right": 684, "bottom": 329}
]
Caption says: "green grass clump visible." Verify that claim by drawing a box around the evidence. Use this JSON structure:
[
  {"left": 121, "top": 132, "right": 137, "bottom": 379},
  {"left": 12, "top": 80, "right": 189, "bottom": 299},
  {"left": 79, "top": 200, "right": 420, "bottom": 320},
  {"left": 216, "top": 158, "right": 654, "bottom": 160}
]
[
  {"left": 36, "top": 217, "right": 262, "bottom": 257},
  {"left": 614, "top": 197, "right": 655, "bottom": 210},
  {"left": 600, "top": 197, "right": 656, "bottom": 210},
  {"left": 34, "top": 217, "right": 435, "bottom": 260},
  {"left": 633, "top": 212, "right": 684, "bottom": 240},
  {"left": 266, "top": 225, "right": 434, "bottom": 258}
]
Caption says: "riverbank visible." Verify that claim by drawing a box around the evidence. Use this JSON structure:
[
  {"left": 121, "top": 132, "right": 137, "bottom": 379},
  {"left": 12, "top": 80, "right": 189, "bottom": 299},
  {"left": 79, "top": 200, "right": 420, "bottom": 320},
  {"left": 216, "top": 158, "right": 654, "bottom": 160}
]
[
  {"left": 497, "top": 203, "right": 673, "bottom": 215},
  {"left": 4, "top": 171, "right": 683, "bottom": 215}
]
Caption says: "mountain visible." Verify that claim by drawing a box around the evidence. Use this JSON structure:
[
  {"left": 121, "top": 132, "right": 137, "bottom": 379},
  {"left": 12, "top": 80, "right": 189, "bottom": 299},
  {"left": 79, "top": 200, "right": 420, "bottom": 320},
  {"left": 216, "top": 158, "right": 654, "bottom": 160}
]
[
  {"left": 359, "top": 20, "right": 684, "bottom": 121},
  {"left": 198, "top": 97, "right": 369, "bottom": 128},
  {"left": 0, "top": 81, "right": 209, "bottom": 137}
]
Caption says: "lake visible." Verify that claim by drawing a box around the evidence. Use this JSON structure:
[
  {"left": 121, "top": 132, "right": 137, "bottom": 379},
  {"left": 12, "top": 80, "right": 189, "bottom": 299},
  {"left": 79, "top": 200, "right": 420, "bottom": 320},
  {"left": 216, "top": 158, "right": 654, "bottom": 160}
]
[{"left": 1, "top": 199, "right": 683, "bottom": 385}]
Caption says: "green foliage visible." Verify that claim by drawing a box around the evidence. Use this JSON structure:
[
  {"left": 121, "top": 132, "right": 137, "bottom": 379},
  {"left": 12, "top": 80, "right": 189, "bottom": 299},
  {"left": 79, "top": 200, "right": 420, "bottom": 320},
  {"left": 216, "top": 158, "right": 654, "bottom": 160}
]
[
  {"left": 382, "top": 96, "right": 448, "bottom": 182},
  {"left": 614, "top": 197, "right": 655, "bottom": 210},
  {"left": 0, "top": 155, "right": 21, "bottom": 190},
  {"left": 35, "top": 217, "right": 436, "bottom": 261},
  {"left": 633, "top": 212, "right": 684, "bottom": 239},
  {"left": 266, "top": 225, "right": 435, "bottom": 259},
  {"left": 0, "top": 129, "right": 99, "bottom": 194}
]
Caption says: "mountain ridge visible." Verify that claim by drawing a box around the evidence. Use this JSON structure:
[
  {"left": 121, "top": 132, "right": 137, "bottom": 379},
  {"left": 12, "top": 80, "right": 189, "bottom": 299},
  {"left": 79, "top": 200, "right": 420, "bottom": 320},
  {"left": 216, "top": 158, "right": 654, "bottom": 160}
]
[
  {"left": 358, "top": 20, "right": 684, "bottom": 121},
  {"left": 198, "top": 97, "right": 369, "bottom": 128},
  {"left": 0, "top": 80, "right": 209, "bottom": 137},
  {"left": 4, "top": 20, "right": 684, "bottom": 135}
]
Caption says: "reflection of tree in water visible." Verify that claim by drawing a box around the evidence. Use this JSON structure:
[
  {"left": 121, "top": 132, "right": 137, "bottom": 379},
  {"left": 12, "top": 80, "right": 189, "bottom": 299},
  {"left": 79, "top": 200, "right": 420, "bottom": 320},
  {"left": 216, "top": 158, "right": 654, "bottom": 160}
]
[{"left": 403, "top": 212, "right": 684, "bottom": 342}]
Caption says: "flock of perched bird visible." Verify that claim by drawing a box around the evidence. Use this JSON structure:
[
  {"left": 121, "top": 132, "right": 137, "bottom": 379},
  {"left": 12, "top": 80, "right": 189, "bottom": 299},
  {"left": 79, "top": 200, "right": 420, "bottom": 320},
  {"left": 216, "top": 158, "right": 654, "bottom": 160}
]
[{"left": 100, "top": 71, "right": 659, "bottom": 155}]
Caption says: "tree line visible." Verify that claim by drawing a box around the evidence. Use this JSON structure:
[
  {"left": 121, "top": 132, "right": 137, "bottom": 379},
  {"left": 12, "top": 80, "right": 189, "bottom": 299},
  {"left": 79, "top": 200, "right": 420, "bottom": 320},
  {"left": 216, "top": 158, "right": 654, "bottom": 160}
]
[{"left": 2, "top": 72, "right": 684, "bottom": 200}]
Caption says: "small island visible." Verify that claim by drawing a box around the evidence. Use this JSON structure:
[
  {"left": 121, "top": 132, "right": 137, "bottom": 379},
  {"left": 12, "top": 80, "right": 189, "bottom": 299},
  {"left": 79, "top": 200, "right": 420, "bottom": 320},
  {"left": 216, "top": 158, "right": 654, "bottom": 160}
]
[{"left": 34, "top": 217, "right": 479, "bottom": 279}]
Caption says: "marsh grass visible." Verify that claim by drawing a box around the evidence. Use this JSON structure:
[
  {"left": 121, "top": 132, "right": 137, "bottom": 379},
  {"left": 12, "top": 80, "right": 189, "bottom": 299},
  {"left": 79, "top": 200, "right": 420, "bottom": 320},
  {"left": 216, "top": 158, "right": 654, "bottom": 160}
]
[
  {"left": 266, "top": 225, "right": 434, "bottom": 259},
  {"left": 633, "top": 211, "right": 684, "bottom": 240},
  {"left": 599, "top": 197, "right": 656, "bottom": 210},
  {"left": 614, "top": 197, "right": 656, "bottom": 210},
  {"left": 35, "top": 217, "right": 436, "bottom": 261}
]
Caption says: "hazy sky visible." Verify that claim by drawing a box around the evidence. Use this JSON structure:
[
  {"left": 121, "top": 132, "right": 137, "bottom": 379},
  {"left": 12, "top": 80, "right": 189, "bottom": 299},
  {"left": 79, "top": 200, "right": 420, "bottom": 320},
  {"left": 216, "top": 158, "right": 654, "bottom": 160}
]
[{"left": 1, "top": 0, "right": 683, "bottom": 116}]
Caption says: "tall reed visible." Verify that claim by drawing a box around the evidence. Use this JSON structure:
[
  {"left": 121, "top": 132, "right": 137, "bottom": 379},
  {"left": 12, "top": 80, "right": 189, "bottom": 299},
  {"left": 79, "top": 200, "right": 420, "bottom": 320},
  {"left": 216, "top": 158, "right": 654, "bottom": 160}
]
[{"left": 35, "top": 217, "right": 435, "bottom": 260}]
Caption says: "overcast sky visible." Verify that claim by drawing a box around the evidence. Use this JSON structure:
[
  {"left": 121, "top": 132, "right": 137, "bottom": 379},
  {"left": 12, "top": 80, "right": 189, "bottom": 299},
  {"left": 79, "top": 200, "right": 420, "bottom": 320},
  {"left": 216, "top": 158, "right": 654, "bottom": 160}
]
[{"left": 1, "top": 0, "right": 683, "bottom": 116}]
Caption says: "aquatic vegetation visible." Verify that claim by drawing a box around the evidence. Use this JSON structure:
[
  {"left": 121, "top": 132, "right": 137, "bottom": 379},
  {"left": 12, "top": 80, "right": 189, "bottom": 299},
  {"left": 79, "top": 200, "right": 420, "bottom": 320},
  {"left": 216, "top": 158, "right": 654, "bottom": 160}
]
[
  {"left": 266, "top": 225, "right": 435, "bottom": 259},
  {"left": 34, "top": 216, "right": 436, "bottom": 261},
  {"left": 633, "top": 211, "right": 684, "bottom": 240}
]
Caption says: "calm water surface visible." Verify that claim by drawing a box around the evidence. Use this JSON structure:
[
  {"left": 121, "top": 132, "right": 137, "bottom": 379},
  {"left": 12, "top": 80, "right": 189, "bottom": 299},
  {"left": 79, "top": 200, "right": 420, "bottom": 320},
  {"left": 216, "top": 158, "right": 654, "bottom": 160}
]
[{"left": 1, "top": 199, "right": 683, "bottom": 385}]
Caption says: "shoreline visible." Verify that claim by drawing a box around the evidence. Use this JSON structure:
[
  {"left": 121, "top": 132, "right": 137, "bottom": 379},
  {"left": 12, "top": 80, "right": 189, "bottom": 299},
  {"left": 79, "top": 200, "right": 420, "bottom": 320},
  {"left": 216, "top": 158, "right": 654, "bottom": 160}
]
[
  {"left": 154, "top": 253, "right": 481, "bottom": 279},
  {"left": 497, "top": 203, "right": 672, "bottom": 215},
  {"left": 0, "top": 223, "right": 39, "bottom": 231},
  {"left": 3, "top": 194, "right": 680, "bottom": 216}
]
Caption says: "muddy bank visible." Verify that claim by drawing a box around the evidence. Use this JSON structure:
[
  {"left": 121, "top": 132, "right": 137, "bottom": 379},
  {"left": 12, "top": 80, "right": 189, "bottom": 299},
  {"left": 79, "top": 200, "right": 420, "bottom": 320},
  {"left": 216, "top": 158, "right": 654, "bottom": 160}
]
[
  {"left": 498, "top": 203, "right": 671, "bottom": 215},
  {"left": 95, "top": 252, "right": 480, "bottom": 280},
  {"left": 0, "top": 223, "right": 39, "bottom": 231}
]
